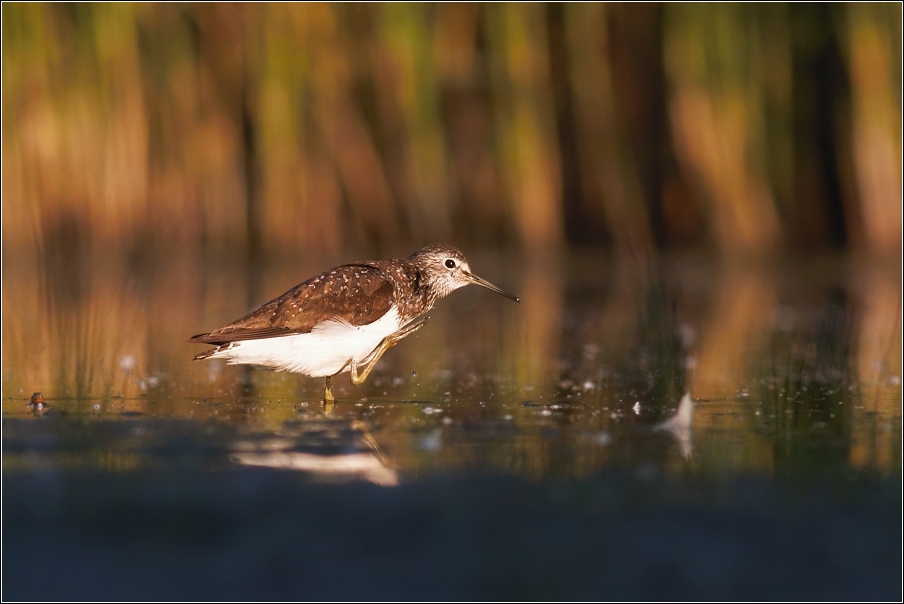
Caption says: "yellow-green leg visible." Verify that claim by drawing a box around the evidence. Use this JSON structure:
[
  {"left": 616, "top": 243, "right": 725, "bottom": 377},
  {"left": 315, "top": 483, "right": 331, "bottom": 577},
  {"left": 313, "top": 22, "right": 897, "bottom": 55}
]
[
  {"left": 324, "top": 375, "right": 335, "bottom": 403},
  {"left": 350, "top": 317, "right": 428, "bottom": 386},
  {"left": 351, "top": 420, "right": 393, "bottom": 467},
  {"left": 323, "top": 375, "right": 336, "bottom": 414}
]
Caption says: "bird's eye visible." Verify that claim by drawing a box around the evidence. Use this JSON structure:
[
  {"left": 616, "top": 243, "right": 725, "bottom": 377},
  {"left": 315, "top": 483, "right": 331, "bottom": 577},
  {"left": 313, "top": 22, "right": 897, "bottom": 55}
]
[{"left": 444, "top": 259, "right": 456, "bottom": 269}]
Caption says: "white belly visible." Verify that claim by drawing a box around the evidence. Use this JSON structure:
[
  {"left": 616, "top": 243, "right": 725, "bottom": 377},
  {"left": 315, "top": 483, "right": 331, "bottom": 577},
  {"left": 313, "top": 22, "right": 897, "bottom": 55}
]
[{"left": 209, "top": 307, "right": 402, "bottom": 377}]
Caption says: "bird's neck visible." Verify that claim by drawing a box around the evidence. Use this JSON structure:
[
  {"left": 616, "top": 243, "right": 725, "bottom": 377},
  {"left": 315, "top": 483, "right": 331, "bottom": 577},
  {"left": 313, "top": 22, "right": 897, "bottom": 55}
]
[{"left": 397, "top": 262, "right": 443, "bottom": 316}]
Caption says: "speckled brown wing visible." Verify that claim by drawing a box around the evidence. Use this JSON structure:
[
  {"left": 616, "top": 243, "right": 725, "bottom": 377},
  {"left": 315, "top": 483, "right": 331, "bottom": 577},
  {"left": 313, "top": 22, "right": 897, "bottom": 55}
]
[{"left": 189, "top": 264, "right": 396, "bottom": 345}]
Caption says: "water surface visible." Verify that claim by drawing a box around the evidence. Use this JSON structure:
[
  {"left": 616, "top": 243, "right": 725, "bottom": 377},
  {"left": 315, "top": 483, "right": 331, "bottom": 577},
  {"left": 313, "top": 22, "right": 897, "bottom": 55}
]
[{"left": 3, "top": 249, "right": 901, "bottom": 599}]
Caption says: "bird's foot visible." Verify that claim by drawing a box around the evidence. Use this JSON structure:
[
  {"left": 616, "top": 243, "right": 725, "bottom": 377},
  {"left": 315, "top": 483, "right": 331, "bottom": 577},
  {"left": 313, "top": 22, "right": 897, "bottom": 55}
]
[{"left": 323, "top": 376, "right": 336, "bottom": 413}]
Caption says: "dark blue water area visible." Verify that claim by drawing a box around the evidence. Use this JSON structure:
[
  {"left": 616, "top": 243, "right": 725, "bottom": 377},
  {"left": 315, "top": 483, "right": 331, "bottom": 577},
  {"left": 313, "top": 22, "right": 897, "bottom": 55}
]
[{"left": 3, "top": 464, "right": 900, "bottom": 601}]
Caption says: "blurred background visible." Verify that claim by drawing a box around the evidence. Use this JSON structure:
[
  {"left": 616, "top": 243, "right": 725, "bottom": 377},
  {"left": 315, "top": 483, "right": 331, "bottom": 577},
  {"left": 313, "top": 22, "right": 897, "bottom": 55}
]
[
  {"left": 2, "top": 5, "right": 902, "bottom": 599},
  {"left": 2, "top": 2, "right": 901, "bottom": 259},
  {"left": 2, "top": 0, "right": 901, "bottom": 473}
]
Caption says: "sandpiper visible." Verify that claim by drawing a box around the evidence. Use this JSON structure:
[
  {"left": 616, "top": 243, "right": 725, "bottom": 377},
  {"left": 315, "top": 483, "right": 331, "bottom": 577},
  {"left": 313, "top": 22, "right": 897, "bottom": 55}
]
[{"left": 190, "top": 244, "right": 519, "bottom": 403}]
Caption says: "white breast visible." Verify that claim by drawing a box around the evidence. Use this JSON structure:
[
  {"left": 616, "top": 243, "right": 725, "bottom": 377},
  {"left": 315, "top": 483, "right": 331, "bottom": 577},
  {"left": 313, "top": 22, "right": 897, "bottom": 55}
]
[{"left": 209, "top": 307, "right": 403, "bottom": 377}]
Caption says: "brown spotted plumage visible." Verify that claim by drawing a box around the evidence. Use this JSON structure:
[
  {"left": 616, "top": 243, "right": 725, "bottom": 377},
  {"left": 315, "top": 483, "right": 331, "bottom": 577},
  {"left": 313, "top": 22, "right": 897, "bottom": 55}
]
[
  {"left": 189, "top": 264, "right": 397, "bottom": 346},
  {"left": 190, "top": 244, "right": 519, "bottom": 403}
]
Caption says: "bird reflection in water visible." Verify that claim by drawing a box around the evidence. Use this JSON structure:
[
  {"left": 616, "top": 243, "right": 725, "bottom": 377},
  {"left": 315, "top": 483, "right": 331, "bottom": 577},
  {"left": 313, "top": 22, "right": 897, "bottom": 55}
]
[{"left": 229, "top": 419, "right": 398, "bottom": 486}]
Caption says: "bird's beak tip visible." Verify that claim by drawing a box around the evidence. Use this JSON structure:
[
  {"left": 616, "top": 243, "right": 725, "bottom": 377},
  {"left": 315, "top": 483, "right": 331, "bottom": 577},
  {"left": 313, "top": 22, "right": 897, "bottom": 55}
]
[{"left": 467, "top": 272, "right": 520, "bottom": 303}]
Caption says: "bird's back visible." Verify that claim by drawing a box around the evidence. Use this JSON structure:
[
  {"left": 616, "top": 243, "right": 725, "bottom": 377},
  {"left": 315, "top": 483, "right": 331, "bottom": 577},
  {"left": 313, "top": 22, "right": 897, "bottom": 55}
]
[{"left": 189, "top": 263, "right": 399, "bottom": 346}]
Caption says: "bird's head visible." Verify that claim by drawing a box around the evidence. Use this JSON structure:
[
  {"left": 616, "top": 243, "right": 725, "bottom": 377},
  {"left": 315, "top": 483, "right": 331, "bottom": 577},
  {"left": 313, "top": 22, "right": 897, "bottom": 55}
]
[{"left": 409, "top": 244, "right": 519, "bottom": 302}]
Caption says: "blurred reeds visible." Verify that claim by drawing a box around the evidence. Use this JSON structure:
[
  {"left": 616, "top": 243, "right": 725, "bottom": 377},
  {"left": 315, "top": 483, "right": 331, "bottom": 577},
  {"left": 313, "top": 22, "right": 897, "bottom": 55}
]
[{"left": 2, "top": 3, "right": 900, "bottom": 259}]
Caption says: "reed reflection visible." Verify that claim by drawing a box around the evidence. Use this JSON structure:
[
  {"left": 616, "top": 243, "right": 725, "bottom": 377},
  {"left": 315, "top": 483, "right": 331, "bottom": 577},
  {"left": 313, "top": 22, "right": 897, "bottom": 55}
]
[
  {"left": 851, "top": 264, "right": 902, "bottom": 470},
  {"left": 510, "top": 255, "right": 564, "bottom": 392},
  {"left": 2, "top": 219, "right": 149, "bottom": 405},
  {"left": 2, "top": 250, "right": 900, "bottom": 479}
]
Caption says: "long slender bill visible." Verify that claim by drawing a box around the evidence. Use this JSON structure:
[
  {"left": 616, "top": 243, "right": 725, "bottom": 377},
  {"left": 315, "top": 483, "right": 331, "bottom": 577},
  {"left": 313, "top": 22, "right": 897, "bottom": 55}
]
[{"left": 467, "top": 273, "right": 520, "bottom": 302}]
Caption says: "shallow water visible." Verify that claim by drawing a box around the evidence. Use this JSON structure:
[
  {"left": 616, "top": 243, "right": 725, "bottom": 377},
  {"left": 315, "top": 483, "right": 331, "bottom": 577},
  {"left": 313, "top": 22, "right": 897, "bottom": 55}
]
[{"left": 3, "top": 249, "right": 901, "bottom": 599}]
